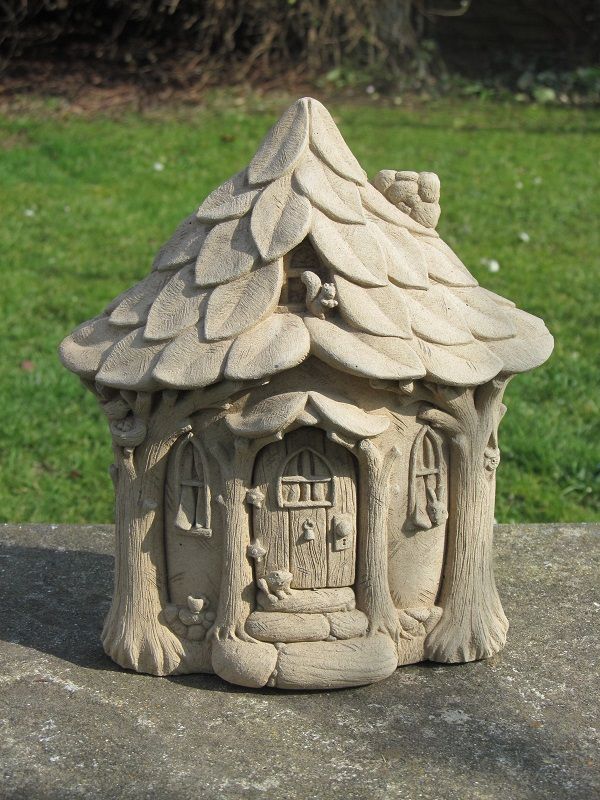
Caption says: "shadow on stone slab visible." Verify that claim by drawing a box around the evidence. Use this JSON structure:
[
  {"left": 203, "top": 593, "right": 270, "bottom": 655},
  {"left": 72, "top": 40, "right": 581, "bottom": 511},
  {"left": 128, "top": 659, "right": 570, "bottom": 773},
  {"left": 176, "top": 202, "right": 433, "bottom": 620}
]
[
  {"left": 0, "top": 542, "right": 119, "bottom": 672},
  {"left": 168, "top": 671, "right": 367, "bottom": 696}
]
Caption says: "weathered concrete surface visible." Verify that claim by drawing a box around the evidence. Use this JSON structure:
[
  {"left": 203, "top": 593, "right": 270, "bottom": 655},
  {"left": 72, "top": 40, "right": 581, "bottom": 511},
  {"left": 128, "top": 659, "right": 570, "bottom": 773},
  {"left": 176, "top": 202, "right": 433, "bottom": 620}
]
[{"left": 0, "top": 523, "right": 598, "bottom": 800}]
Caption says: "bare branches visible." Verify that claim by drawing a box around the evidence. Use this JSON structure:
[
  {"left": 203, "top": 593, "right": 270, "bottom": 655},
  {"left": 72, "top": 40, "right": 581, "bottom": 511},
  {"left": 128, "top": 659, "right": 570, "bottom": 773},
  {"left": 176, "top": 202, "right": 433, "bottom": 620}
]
[
  {"left": 133, "top": 391, "right": 152, "bottom": 421},
  {"left": 174, "top": 379, "right": 249, "bottom": 419},
  {"left": 1, "top": 1, "right": 423, "bottom": 88},
  {"left": 416, "top": 0, "right": 471, "bottom": 20},
  {"left": 473, "top": 376, "right": 509, "bottom": 416},
  {"left": 391, "top": 374, "right": 514, "bottom": 452},
  {"left": 418, "top": 407, "right": 461, "bottom": 436}
]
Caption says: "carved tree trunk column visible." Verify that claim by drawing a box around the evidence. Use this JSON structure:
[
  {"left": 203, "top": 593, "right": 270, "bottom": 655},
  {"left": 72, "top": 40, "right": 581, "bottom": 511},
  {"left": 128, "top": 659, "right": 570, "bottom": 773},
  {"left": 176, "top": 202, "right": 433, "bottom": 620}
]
[
  {"left": 210, "top": 437, "right": 278, "bottom": 688},
  {"left": 212, "top": 438, "right": 256, "bottom": 640},
  {"left": 421, "top": 380, "right": 509, "bottom": 663},
  {"left": 102, "top": 433, "right": 185, "bottom": 675},
  {"left": 356, "top": 440, "right": 401, "bottom": 641}
]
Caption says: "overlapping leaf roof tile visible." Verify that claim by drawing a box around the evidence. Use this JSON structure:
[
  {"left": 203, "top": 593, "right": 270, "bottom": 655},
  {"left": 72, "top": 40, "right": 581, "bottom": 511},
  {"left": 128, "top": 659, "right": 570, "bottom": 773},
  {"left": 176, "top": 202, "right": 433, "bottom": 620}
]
[{"left": 60, "top": 98, "right": 553, "bottom": 391}]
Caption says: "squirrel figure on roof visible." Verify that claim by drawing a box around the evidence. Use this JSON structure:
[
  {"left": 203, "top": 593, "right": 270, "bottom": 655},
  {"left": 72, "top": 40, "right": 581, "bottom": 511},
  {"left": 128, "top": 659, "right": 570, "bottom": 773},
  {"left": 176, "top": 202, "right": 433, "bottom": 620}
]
[{"left": 60, "top": 98, "right": 553, "bottom": 690}]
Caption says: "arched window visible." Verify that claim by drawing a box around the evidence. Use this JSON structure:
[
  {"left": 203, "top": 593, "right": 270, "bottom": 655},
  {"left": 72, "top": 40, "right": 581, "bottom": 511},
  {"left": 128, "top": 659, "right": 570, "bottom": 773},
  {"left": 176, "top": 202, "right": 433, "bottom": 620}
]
[
  {"left": 277, "top": 448, "right": 334, "bottom": 509},
  {"left": 408, "top": 425, "right": 447, "bottom": 531},
  {"left": 172, "top": 434, "right": 211, "bottom": 536}
]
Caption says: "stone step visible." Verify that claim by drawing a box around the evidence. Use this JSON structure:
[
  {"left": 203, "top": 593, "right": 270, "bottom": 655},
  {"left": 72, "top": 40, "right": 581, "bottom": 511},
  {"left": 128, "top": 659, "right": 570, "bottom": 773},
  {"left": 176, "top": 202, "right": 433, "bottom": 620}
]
[
  {"left": 256, "top": 585, "right": 355, "bottom": 613},
  {"left": 246, "top": 608, "right": 368, "bottom": 643},
  {"left": 274, "top": 633, "right": 398, "bottom": 690}
]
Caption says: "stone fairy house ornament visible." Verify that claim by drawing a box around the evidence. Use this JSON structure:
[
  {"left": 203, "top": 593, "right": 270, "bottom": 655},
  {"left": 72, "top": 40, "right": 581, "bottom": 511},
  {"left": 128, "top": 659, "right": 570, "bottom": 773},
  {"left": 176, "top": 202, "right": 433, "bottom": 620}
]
[{"left": 60, "top": 98, "right": 553, "bottom": 690}]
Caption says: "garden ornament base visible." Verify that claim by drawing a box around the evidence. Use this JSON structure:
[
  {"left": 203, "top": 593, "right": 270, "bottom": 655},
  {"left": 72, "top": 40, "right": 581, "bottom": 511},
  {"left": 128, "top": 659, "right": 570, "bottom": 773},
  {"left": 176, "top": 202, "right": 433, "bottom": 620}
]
[{"left": 60, "top": 98, "right": 553, "bottom": 690}]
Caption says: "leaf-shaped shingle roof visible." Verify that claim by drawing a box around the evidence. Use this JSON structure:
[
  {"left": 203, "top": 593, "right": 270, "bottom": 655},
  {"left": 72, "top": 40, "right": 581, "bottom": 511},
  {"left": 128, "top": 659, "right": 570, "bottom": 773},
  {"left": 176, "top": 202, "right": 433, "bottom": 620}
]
[{"left": 60, "top": 97, "right": 553, "bottom": 392}]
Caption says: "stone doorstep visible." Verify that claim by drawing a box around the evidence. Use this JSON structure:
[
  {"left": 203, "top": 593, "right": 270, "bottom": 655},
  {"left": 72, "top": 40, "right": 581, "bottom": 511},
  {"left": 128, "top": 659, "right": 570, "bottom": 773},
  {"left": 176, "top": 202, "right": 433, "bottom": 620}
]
[
  {"left": 256, "top": 584, "right": 356, "bottom": 612},
  {"left": 246, "top": 608, "right": 369, "bottom": 642}
]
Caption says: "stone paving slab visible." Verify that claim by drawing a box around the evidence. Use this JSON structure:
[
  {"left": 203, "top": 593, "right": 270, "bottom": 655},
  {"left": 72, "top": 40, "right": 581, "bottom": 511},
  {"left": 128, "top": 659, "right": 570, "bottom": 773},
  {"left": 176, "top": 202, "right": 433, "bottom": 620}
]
[{"left": 0, "top": 523, "right": 598, "bottom": 800}]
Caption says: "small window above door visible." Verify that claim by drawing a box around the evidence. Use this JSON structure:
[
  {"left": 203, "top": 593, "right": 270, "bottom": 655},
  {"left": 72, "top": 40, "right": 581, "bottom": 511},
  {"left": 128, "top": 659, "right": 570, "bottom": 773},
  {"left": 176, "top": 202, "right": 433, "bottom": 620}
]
[{"left": 277, "top": 448, "right": 334, "bottom": 509}]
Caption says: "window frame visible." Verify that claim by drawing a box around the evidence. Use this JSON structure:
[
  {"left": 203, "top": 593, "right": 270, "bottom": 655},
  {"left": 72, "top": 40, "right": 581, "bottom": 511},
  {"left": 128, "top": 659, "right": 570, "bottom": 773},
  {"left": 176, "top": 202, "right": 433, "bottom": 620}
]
[
  {"left": 171, "top": 433, "right": 212, "bottom": 537},
  {"left": 407, "top": 424, "right": 446, "bottom": 531},
  {"left": 277, "top": 446, "right": 335, "bottom": 509}
]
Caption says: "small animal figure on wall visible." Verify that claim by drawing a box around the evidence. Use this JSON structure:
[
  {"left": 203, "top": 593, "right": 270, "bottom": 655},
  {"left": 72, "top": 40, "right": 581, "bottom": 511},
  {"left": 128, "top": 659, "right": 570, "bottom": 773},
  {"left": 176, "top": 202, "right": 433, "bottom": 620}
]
[{"left": 60, "top": 97, "right": 553, "bottom": 690}]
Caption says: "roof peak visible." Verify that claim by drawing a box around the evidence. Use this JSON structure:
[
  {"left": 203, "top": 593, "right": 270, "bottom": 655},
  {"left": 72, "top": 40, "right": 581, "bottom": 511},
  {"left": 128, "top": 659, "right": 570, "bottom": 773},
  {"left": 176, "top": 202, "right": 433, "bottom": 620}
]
[{"left": 240, "top": 96, "right": 367, "bottom": 188}]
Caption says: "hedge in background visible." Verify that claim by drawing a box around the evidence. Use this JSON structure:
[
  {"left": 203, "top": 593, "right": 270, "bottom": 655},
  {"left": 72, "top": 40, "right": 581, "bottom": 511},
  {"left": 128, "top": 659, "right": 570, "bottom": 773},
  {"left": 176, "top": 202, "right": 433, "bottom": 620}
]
[{"left": 0, "top": 0, "right": 420, "bottom": 86}]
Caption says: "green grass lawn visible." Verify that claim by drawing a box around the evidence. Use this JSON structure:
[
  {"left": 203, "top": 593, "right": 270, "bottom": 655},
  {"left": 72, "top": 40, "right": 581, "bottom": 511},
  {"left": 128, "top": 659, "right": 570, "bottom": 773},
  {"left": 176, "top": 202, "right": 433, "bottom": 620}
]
[{"left": 1, "top": 96, "right": 599, "bottom": 524}]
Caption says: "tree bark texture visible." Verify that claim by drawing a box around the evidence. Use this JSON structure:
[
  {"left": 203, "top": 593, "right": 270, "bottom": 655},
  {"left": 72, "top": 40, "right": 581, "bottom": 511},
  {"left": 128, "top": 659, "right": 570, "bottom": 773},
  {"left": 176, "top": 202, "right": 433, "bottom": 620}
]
[
  {"left": 420, "top": 380, "right": 509, "bottom": 662},
  {"left": 356, "top": 440, "right": 402, "bottom": 642},
  {"left": 100, "top": 383, "right": 245, "bottom": 675},
  {"left": 102, "top": 434, "right": 186, "bottom": 675},
  {"left": 211, "top": 439, "right": 256, "bottom": 641}
]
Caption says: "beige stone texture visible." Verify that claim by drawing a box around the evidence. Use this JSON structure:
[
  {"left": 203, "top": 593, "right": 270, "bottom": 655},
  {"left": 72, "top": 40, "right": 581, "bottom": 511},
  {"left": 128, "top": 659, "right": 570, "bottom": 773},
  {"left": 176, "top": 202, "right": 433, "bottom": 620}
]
[{"left": 59, "top": 97, "right": 553, "bottom": 689}]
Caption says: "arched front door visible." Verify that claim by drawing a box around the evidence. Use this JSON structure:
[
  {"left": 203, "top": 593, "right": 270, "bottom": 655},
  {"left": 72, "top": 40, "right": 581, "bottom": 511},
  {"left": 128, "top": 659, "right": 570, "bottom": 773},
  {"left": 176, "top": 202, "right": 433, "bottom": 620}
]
[{"left": 251, "top": 428, "right": 357, "bottom": 589}]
